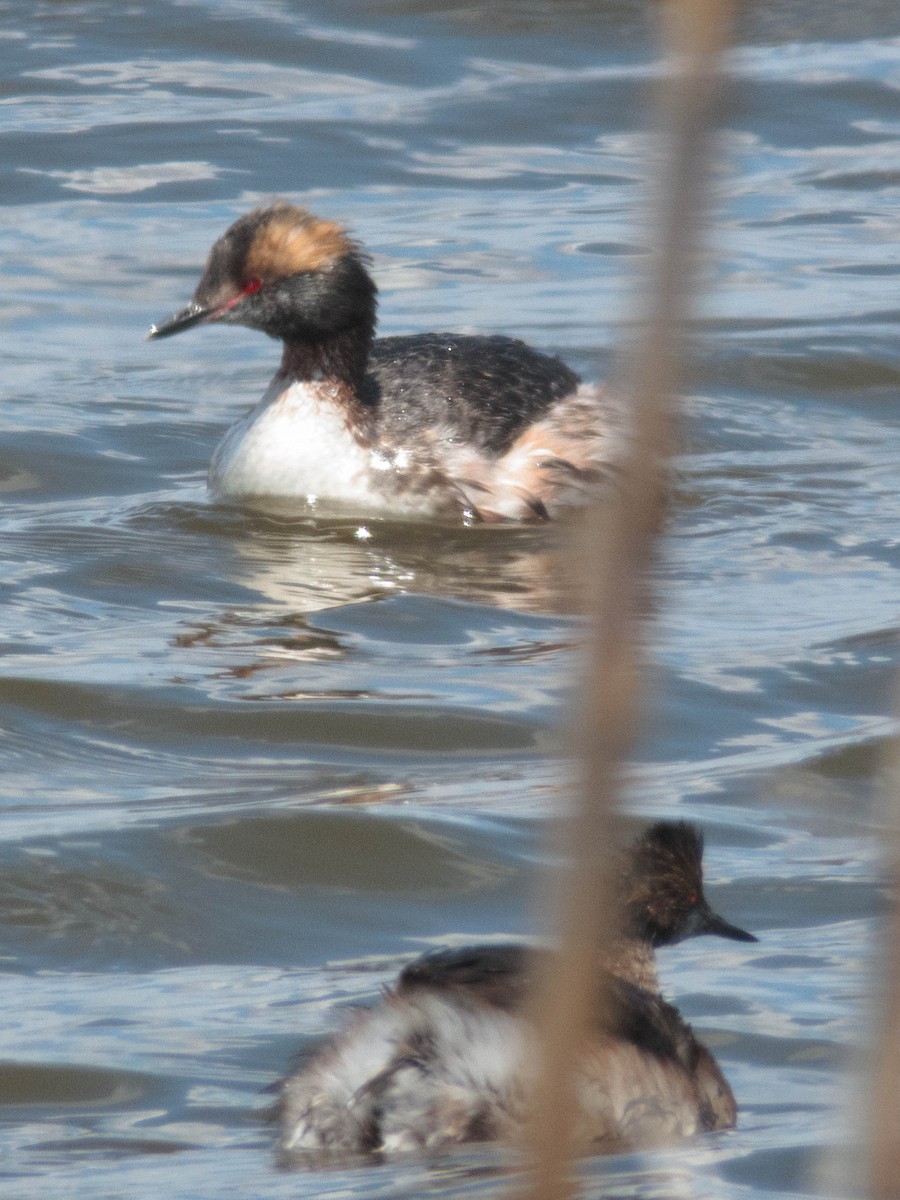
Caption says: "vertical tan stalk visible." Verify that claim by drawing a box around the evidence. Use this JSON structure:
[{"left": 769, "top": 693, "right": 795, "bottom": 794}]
[
  {"left": 869, "top": 732, "right": 900, "bottom": 1198},
  {"left": 522, "top": 3, "right": 735, "bottom": 1198}
]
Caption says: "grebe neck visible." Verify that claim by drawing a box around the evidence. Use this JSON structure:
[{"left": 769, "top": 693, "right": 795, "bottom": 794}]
[
  {"left": 277, "top": 326, "right": 372, "bottom": 397},
  {"left": 607, "top": 937, "right": 659, "bottom": 994}
]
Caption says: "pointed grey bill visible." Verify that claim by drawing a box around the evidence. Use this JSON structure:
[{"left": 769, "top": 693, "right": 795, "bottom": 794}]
[
  {"left": 147, "top": 302, "right": 210, "bottom": 340},
  {"left": 679, "top": 899, "right": 757, "bottom": 944},
  {"left": 695, "top": 901, "right": 758, "bottom": 943}
]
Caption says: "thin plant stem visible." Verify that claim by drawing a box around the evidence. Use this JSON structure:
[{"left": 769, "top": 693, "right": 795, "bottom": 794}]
[{"left": 521, "top": 4, "right": 735, "bottom": 1198}]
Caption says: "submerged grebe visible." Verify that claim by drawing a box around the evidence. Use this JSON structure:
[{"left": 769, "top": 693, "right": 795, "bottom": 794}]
[
  {"left": 149, "top": 203, "right": 619, "bottom": 520},
  {"left": 276, "top": 821, "right": 756, "bottom": 1164}
]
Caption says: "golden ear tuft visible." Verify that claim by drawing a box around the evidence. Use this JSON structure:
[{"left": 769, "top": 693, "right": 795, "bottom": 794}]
[{"left": 246, "top": 206, "right": 353, "bottom": 280}]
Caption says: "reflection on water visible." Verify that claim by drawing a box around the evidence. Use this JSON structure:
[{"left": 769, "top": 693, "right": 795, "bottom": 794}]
[
  {"left": 208, "top": 512, "right": 585, "bottom": 616},
  {"left": 0, "top": 0, "right": 897, "bottom": 1197}
]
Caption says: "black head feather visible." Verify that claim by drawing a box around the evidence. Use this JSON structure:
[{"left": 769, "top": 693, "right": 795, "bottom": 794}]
[{"left": 621, "top": 821, "right": 756, "bottom": 948}]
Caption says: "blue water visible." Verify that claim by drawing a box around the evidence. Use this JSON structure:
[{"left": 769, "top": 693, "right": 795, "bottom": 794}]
[{"left": 0, "top": 2, "right": 898, "bottom": 1197}]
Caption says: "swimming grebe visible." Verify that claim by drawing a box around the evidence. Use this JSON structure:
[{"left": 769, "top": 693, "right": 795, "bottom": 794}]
[
  {"left": 148, "top": 203, "right": 619, "bottom": 521},
  {"left": 276, "top": 821, "right": 756, "bottom": 1164}
]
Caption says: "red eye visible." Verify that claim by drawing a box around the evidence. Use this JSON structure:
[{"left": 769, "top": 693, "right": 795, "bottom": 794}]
[
  {"left": 242, "top": 277, "right": 262, "bottom": 296},
  {"left": 688, "top": 891, "right": 698, "bottom": 905}
]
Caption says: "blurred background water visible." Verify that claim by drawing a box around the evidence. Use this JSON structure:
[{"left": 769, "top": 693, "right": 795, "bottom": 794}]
[{"left": 0, "top": 1, "right": 898, "bottom": 1197}]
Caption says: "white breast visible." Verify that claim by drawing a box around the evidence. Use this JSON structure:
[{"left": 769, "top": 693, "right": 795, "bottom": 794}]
[{"left": 208, "top": 378, "right": 377, "bottom": 505}]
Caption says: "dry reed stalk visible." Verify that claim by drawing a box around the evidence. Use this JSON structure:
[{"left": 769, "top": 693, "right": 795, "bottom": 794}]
[
  {"left": 521, "top": 3, "right": 735, "bottom": 1199},
  {"left": 869, "top": 735, "right": 900, "bottom": 1197}
]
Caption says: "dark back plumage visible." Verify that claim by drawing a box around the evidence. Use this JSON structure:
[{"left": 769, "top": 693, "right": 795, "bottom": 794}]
[{"left": 366, "top": 334, "right": 581, "bottom": 455}]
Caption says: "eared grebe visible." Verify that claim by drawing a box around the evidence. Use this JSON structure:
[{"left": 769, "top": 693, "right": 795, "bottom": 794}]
[
  {"left": 149, "top": 203, "right": 620, "bottom": 521},
  {"left": 276, "top": 821, "right": 756, "bottom": 1164}
]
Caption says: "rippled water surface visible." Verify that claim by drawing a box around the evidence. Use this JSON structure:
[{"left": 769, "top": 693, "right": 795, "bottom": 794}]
[{"left": 1, "top": 1, "right": 899, "bottom": 1197}]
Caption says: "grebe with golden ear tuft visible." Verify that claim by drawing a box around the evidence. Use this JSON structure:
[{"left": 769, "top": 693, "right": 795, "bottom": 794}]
[{"left": 149, "top": 203, "right": 623, "bottom": 521}]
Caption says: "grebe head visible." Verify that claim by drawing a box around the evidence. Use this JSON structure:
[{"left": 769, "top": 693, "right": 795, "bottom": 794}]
[
  {"left": 621, "top": 821, "right": 757, "bottom": 949},
  {"left": 148, "top": 203, "right": 377, "bottom": 350}
]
